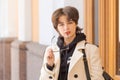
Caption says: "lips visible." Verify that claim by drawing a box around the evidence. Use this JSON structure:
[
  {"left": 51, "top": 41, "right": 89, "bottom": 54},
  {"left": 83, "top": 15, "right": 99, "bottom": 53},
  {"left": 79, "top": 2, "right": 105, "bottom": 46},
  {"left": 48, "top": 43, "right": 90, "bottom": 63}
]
[{"left": 65, "top": 31, "right": 70, "bottom": 35}]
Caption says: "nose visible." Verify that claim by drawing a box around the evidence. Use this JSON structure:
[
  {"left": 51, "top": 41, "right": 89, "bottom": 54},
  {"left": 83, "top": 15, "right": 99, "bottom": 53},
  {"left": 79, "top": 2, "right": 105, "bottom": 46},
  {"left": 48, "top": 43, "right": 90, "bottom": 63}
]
[{"left": 64, "top": 24, "right": 69, "bottom": 30}]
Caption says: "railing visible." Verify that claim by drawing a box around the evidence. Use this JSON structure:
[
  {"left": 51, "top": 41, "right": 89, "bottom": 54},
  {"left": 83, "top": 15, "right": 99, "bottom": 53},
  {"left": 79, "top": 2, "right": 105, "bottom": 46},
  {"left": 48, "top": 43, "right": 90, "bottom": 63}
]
[{"left": 0, "top": 38, "right": 47, "bottom": 80}]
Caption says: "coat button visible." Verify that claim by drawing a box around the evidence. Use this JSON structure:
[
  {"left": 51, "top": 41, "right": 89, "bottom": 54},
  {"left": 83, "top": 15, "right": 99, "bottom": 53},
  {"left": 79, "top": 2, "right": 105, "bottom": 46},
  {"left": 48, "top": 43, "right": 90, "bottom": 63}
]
[
  {"left": 74, "top": 74, "right": 78, "bottom": 78},
  {"left": 49, "top": 76, "right": 53, "bottom": 79}
]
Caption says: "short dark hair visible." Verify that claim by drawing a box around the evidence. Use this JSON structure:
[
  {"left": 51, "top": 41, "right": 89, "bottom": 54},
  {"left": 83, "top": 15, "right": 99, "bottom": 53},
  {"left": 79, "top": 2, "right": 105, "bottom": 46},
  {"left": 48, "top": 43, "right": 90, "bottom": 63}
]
[{"left": 52, "top": 6, "right": 79, "bottom": 30}]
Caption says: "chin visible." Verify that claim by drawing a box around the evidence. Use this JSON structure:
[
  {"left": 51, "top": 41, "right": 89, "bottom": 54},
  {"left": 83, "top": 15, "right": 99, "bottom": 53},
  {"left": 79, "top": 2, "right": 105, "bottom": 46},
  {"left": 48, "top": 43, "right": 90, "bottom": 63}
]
[{"left": 64, "top": 35, "right": 71, "bottom": 39}]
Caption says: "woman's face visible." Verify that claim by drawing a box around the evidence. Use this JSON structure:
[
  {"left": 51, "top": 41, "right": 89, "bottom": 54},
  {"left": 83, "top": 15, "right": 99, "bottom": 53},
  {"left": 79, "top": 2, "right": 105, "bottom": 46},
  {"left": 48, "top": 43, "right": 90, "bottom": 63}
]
[{"left": 57, "top": 15, "right": 77, "bottom": 39}]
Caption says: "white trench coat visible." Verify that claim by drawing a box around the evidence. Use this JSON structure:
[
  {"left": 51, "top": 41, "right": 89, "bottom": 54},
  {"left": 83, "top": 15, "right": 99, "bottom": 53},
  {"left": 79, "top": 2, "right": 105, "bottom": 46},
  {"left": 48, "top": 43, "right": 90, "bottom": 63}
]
[{"left": 39, "top": 40, "right": 104, "bottom": 80}]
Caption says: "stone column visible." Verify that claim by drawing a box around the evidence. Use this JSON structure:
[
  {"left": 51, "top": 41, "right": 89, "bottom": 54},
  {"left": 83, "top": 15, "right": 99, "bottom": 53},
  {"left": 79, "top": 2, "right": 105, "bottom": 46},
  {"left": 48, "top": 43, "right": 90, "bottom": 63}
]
[
  {"left": 11, "top": 40, "right": 29, "bottom": 80},
  {"left": 0, "top": 37, "right": 16, "bottom": 80}
]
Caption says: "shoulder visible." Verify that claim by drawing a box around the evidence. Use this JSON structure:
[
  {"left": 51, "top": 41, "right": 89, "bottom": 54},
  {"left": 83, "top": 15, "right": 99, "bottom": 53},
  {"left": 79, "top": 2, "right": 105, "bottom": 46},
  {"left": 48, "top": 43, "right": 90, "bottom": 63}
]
[
  {"left": 85, "top": 42, "right": 99, "bottom": 55},
  {"left": 85, "top": 42, "right": 98, "bottom": 49}
]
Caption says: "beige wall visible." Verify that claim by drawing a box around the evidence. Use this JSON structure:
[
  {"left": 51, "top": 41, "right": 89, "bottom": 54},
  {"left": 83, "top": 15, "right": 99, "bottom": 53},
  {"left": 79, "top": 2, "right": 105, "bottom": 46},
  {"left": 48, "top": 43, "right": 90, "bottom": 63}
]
[
  {"left": 32, "top": 0, "right": 39, "bottom": 42},
  {"left": 8, "top": 0, "right": 18, "bottom": 37},
  {"left": 8, "top": 0, "right": 39, "bottom": 42}
]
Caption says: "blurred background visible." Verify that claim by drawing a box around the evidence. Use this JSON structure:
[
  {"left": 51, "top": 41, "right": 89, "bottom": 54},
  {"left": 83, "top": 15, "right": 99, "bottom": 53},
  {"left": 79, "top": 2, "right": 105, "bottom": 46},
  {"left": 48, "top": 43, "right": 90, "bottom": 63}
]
[{"left": 0, "top": 0, "right": 119, "bottom": 80}]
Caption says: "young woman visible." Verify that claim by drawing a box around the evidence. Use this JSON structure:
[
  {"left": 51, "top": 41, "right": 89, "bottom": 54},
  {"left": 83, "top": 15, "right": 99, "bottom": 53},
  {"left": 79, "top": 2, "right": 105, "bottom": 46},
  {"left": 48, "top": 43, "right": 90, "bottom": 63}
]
[{"left": 39, "top": 6, "right": 104, "bottom": 80}]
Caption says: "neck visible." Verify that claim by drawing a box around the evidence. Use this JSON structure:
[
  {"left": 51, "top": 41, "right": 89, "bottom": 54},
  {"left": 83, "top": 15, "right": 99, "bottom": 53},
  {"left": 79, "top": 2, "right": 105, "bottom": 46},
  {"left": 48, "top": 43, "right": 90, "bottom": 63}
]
[{"left": 64, "top": 34, "right": 76, "bottom": 46}]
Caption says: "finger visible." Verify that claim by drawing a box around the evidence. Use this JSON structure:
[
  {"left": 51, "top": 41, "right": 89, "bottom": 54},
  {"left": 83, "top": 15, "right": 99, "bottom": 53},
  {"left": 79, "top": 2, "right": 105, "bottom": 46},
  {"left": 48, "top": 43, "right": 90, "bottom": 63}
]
[{"left": 47, "top": 53, "right": 53, "bottom": 59}]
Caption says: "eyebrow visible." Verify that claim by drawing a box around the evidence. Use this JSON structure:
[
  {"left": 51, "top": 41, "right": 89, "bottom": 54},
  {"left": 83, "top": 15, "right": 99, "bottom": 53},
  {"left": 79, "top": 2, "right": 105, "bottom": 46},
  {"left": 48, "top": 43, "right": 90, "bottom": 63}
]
[
  {"left": 58, "top": 21, "right": 63, "bottom": 24},
  {"left": 58, "top": 19, "right": 73, "bottom": 23}
]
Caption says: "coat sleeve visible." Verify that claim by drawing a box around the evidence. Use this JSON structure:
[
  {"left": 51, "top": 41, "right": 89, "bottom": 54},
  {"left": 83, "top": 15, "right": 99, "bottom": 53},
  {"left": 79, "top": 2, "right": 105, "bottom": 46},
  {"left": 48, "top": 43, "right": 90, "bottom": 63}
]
[
  {"left": 39, "top": 64, "right": 55, "bottom": 80},
  {"left": 39, "top": 46, "right": 55, "bottom": 80},
  {"left": 87, "top": 45, "right": 104, "bottom": 80},
  {"left": 39, "top": 46, "right": 60, "bottom": 80}
]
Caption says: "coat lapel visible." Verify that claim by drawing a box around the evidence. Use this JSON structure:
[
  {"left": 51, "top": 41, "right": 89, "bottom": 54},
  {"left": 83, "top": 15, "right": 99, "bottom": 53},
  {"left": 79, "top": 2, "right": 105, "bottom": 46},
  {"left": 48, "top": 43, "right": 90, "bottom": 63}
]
[{"left": 68, "top": 40, "right": 86, "bottom": 72}]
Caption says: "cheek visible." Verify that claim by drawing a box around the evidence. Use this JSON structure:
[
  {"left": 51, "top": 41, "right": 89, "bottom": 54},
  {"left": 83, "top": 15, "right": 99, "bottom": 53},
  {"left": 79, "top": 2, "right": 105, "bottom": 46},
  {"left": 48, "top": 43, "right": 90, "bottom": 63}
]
[
  {"left": 57, "top": 27, "right": 63, "bottom": 33},
  {"left": 56, "top": 28, "right": 62, "bottom": 35},
  {"left": 73, "top": 28, "right": 76, "bottom": 33},
  {"left": 70, "top": 27, "right": 76, "bottom": 33},
  {"left": 58, "top": 30, "right": 64, "bottom": 36}
]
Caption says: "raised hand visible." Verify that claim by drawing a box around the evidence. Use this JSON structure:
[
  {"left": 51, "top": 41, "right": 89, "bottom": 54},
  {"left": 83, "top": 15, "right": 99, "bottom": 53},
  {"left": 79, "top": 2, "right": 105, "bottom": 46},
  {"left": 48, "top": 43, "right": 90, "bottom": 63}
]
[{"left": 46, "top": 48, "right": 55, "bottom": 67}]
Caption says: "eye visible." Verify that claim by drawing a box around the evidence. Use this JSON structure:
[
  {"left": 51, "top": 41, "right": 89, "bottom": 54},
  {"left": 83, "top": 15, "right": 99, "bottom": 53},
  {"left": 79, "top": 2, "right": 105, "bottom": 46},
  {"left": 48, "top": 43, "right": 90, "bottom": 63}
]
[
  {"left": 58, "top": 23, "right": 64, "bottom": 27},
  {"left": 67, "top": 21, "right": 74, "bottom": 24}
]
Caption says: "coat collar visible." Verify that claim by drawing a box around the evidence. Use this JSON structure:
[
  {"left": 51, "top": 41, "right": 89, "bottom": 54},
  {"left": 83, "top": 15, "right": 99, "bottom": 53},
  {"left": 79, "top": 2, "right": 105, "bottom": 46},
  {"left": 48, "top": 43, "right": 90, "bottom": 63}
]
[
  {"left": 52, "top": 40, "right": 86, "bottom": 51},
  {"left": 52, "top": 40, "right": 86, "bottom": 72},
  {"left": 68, "top": 40, "right": 86, "bottom": 72},
  {"left": 75, "top": 40, "right": 86, "bottom": 50}
]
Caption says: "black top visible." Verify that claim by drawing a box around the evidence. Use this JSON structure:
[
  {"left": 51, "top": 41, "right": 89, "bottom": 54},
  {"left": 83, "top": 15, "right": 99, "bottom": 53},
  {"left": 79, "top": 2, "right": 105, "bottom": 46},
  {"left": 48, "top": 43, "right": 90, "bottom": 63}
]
[{"left": 57, "top": 32, "right": 86, "bottom": 80}]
